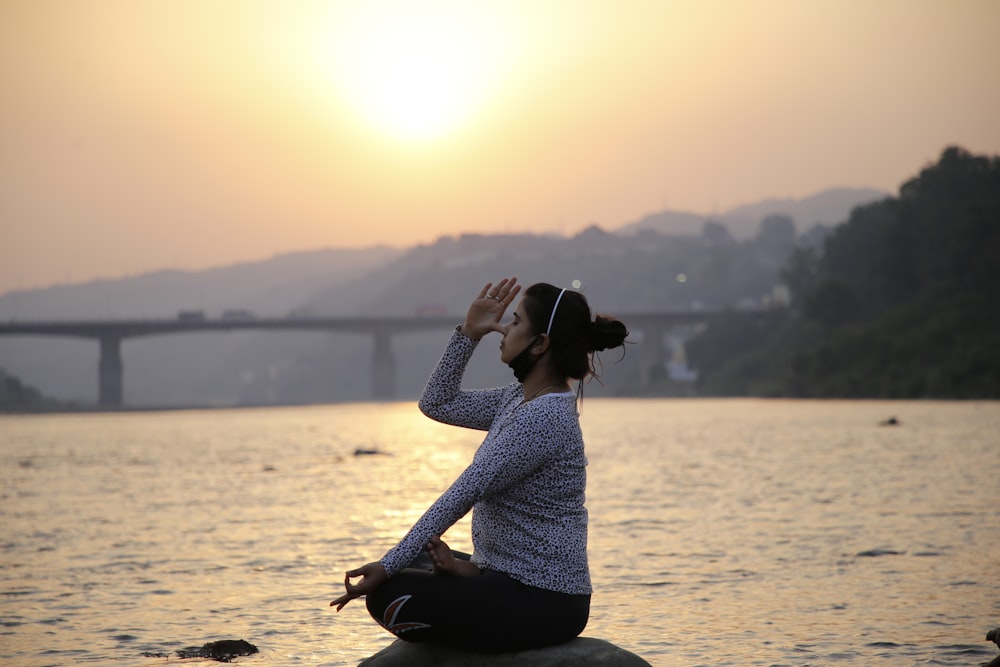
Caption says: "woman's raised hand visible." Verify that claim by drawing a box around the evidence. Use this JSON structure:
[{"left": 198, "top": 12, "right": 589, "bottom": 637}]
[{"left": 461, "top": 277, "right": 520, "bottom": 340}]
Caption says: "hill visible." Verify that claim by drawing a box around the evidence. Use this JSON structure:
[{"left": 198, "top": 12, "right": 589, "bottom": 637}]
[
  {"left": 0, "top": 183, "right": 939, "bottom": 407},
  {"left": 617, "top": 187, "right": 887, "bottom": 238},
  {"left": 0, "top": 246, "right": 400, "bottom": 320},
  {"left": 688, "top": 147, "right": 1000, "bottom": 398}
]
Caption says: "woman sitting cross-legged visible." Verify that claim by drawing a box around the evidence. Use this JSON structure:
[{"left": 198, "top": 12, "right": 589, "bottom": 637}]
[{"left": 331, "top": 277, "right": 628, "bottom": 653}]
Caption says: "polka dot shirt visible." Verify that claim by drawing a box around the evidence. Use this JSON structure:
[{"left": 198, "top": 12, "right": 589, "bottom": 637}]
[{"left": 380, "top": 329, "right": 592, "bottom": 595}]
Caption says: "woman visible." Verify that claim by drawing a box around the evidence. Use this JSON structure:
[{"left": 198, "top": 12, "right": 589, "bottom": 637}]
[{"left": 331, "top": 277, "right": 629, "bottom": 653}]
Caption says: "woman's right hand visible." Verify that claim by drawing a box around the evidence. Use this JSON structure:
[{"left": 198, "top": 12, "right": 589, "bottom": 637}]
[
  {"left": 461, "top": 277, "right": 520, "bottom": 341},
  {"left": 330, "top": 561, "right": 387, "bottom": 612}
]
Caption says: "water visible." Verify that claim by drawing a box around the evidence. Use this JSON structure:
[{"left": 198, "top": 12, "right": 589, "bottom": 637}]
[{"left": 2, "top": 399, "right": 998, "bottom": 666}]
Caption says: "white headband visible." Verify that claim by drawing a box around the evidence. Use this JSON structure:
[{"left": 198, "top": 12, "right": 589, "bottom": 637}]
[{"left": 545, "top": 288, "right": 566, "bottom": 337}]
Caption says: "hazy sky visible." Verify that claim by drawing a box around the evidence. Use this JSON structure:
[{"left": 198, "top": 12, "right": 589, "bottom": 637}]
[{"left": 2, "top": 0, "right": 998, "bottom": 293}]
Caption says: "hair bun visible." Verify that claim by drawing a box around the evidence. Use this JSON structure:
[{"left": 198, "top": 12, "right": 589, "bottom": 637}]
[{"left": 588, "top": 315, "right": 629, "bottom": 352}]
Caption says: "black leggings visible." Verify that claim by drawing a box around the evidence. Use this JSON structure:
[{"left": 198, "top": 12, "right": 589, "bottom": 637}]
[{"left": 365, "top": 560, "right": 590, "bottom": 653}]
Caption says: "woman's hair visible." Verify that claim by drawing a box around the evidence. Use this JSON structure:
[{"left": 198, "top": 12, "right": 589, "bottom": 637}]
[{"left": 521, "top": 283, "right": 629, "bottom": 381}]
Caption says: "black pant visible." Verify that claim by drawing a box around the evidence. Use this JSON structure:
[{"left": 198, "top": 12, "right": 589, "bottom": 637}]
[{"left": 365, "top": 560, "right": 590, "bottom": 653}]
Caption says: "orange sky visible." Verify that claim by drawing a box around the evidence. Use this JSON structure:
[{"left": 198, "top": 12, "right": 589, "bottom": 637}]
[{"left": 1, "top": 0, "right": 998, "bottom": 293}]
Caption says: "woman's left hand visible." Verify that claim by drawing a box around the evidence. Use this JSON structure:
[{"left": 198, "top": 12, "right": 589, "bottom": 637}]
[
  {"left": 427, "top": 536, "right": 482, "bottom": 577},
  {"left": 330, "top": 561, "right": 387, "bottom": 611}
]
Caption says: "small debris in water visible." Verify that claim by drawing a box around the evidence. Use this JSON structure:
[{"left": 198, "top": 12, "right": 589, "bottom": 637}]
[
  {"left": 855, "top": 548, "right": 905, "bottom": 557},
  {"left": 354, "top": 448, "right": 388, "bottom": 456}
]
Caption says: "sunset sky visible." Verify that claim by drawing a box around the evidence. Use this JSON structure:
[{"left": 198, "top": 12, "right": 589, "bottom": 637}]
[{"left": 2, "top": 0, "right": 998, "bottom": 294}]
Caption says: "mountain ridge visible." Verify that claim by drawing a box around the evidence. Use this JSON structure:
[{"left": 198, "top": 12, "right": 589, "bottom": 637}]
[
  {"left": 0, "top": 186, "right": 886, "bottom": 312},
  {"left": 0, "top": 186, "right": 886, "bottom": 406},
  {"left": 617, "top": 187, "right": 887, "bottom": 238}
]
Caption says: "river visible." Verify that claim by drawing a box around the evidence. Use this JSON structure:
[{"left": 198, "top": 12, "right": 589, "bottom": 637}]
[{"left": 2, "top": 399, "right": 998, "bottom": 666}]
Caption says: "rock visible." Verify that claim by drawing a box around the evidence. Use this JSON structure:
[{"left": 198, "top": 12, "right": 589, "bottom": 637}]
[
  {"left": 141, "top": 638, "right": 258, "bottom": 662},
  {"left": 985, "top": 628, "right": 1000, "bottom": 667},
  {"left": 175, "top": 639, "right": 259, "bottom": 662},
  {"left": 358, "top": 637, "right": 652, "bottom": 666}
]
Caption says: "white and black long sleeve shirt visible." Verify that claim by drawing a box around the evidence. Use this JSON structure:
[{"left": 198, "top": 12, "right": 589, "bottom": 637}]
[{"left": 379, "top": 329, "right": 592, "bottom": 595}]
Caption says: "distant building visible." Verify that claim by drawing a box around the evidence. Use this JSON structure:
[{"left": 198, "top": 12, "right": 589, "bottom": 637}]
[
  {"left": 667, "top": 360, "right": 699, "bottom": 383},
  {"left": 667, "top": 332, "right": 698, "bottom": 382}
]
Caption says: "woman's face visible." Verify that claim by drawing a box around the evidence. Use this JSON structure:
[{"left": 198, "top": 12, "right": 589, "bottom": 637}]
[{"left": 499, "top": 298, "right": 539, "bottom": 365}]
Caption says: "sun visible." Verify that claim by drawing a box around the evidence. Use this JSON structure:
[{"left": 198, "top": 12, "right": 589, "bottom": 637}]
[{"left": 320, "top": 3, "right": 514, "bottom": 145}]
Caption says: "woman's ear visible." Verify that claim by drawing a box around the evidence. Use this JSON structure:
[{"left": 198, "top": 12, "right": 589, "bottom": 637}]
[{"left": 532, "top": 334, "right": 551, "bottom": 355}]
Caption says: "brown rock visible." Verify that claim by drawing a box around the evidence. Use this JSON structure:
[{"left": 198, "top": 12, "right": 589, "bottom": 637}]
[{"left": 358, "top": 637, "right": 652, "bottom": 666}]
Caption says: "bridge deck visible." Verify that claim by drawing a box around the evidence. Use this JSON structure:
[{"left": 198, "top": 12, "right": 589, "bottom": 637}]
[{"left": 0, "top": 311, "right": 736, "bottom": 339}]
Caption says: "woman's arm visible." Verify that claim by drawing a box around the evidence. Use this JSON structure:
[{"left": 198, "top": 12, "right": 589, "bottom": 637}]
[
  {"left": 380, "top": 398, "right": 572, "bottom": 576},
  {"left": 418, "top": 278, "right": 521, "bottom": 429},
  {"left": 339, "top": 279, "right": 525, "bottom": 593},
  {"left": 417, "top": 329, "right": 514, "bottom": 430}
]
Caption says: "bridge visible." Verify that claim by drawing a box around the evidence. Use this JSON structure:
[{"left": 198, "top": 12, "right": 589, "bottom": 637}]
[{"left": 0, "top": 311, "right": 746, "bottom": 407}]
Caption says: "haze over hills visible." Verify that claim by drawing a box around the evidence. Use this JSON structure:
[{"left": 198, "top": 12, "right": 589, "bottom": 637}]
[
  {"left": 618, "top": 187, "right": 888, "bottom": 238},
  {"left": 0, "top": 187, "right": 883, "bottom": 315},
  {"left": 0, "top": 246, "right": 400, "bottom": 321},
  {"left": 0, "top": 187, "right": 885, "bottom": 406}
]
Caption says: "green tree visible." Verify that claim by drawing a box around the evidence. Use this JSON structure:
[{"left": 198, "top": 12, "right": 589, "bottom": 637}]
[{"left": 690, "top": 146, "right": 1000, "bottom": 398}]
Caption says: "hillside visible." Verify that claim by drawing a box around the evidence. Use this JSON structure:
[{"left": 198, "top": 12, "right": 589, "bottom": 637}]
[
  {"left": 0, "top": 182, "right": 944, "bottom": 407},
  {"left": 618, "top": 187, "right": 887, "bottom": 238},
  {"left": 0, "top": 246, "right": 400, "bottom": 320},
  {"left": 688, "top": 147, "right": 1000, "bottom": 398}
]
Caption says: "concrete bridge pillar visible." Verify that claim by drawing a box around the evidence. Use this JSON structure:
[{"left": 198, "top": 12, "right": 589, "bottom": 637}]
[
  {"left": 640, "top": 324, "right": 668, "bottom": 385},
  {"left": 98, "top": 335, "right": 124, "bottom": 407},
  {"left": 371, "top": 329, "right": 395, "bottom": 399}
]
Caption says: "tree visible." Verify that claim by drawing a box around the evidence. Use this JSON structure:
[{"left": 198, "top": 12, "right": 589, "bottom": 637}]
[
  {"left": 691, "top": 146, "right": 1000, "bottom": 398},
  {"left": 780, "top": 245, "right": 819, "bottom": 309}
]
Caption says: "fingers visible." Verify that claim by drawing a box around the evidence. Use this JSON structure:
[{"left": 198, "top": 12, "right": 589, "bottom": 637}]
[
  {"left": 466, "top": 278, "right": 519, "bottom": 339},
  {"left": 333, "top": 561, "right": 389, "bottom": 612},
  {"left": 345, "top": 561, "right": 382, "bottom": 580},
  {"left": 343, "top": 570, "right": 370, "bottom": 594},
  {"left": 332, "top": 578, "right": 364, "bottom": 610},
  {"left": 426, "top": 535, "right": 456, "bottom": 573},
  {"left": 426, "top": 535, "right": 450, "bottom": 554},
  {"left": 499, "top": 283, "right": 520, "bottom": 309},
  {"left": 426, "top": 537, "right": 440, "bottom": 558},
  {"left": 482, "top": 277, "right": 519, "bottom": 308},
  {"left": 331, "top": 583, "right": 358, "bottom": 610}
]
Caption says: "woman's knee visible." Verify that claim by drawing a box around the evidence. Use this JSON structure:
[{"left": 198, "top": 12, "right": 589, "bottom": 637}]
[{"left": 364, "top": 573, "right": 436, "bottom": 636}]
